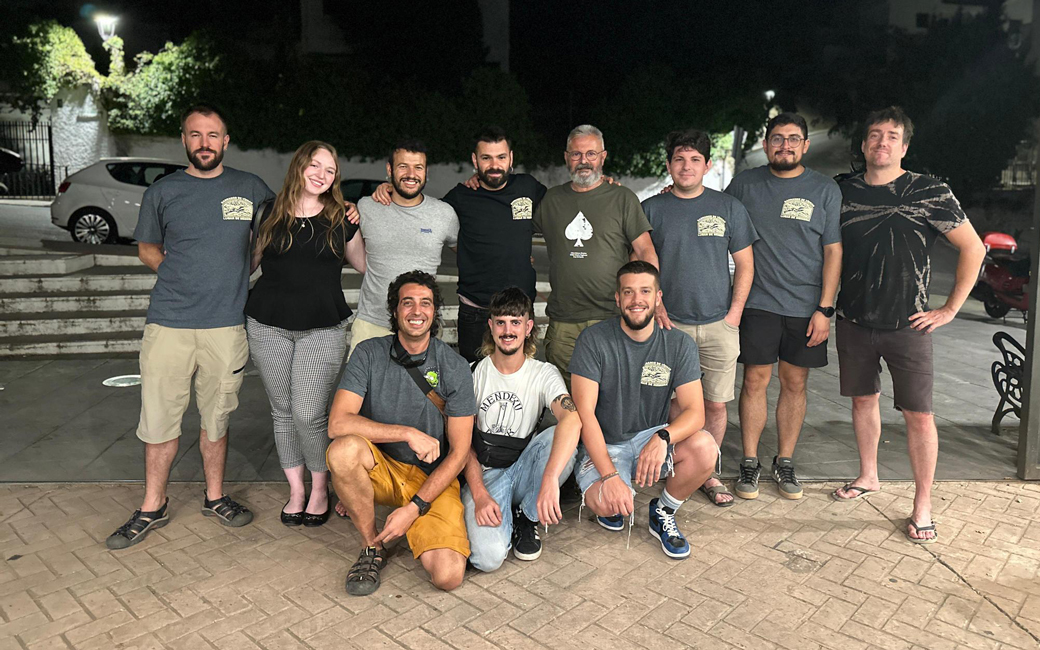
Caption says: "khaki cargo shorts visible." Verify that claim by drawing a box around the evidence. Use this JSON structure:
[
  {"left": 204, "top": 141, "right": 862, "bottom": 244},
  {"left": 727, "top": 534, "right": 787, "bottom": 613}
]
[
  {"left": 137, "top": 323, "right": 250, "bottom": 444},
  {"left": 673, "top": 318, "right": 740, "bottom": 403}
]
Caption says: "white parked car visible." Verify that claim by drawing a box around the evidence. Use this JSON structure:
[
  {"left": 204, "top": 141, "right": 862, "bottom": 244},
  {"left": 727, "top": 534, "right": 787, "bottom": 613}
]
[{"left": 50, "top": 158, "right": 186, "bottom": 244}]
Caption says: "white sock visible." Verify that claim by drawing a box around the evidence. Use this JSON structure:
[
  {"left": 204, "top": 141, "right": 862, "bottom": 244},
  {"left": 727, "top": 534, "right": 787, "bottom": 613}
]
[{"left": 659, "top": 488, "right": 684, "bottom": 513}]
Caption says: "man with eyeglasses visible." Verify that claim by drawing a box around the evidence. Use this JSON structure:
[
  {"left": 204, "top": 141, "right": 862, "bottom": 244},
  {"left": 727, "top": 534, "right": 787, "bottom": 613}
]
[
  {"left": 535, "top": 124, "right": 658, "bottom": 386},
  {"left": 724, "top": 112, "right": 842, "bottom": 502},
  {"left": 831, "top": 107, "right": 984, "bottom": 546}
]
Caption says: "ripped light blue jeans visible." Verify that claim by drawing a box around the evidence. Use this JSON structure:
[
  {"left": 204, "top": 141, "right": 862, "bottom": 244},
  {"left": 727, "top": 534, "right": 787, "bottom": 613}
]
[{"left": 461, "top": 426, "right": 577, "bottom": 572}]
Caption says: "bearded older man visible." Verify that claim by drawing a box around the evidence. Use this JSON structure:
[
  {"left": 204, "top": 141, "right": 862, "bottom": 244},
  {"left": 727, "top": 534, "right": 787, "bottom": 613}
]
[{"left": 534, "top": 124, "right": 660, "bottom": 386}]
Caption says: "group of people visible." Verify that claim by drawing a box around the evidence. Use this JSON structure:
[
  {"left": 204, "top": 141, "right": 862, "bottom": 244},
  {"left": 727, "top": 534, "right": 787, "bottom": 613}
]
[{"left": 104, "top": 103, "right": 985, "bottom": 599}]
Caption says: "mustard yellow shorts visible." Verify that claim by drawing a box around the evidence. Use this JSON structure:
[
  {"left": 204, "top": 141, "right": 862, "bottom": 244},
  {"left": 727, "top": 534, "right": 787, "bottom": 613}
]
[
  {"left": 348, "top": 437, "right": 470, "bottom": 560},
  {"left": 137, "top": 323, "right": 249, "bottom": 444}
]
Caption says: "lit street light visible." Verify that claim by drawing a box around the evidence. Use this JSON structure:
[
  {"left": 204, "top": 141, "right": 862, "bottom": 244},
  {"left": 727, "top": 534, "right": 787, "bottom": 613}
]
[{"left": 94, "top": 13, "right": 118, "bottom": 41}]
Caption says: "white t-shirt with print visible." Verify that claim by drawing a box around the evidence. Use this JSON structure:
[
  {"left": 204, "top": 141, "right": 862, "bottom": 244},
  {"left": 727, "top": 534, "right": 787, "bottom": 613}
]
[{"left": 473, "top": 356, "right": 568, "bottom": 441}]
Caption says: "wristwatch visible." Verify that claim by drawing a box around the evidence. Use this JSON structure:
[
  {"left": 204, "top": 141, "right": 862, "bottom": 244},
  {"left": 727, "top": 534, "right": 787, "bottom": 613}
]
[
  {"left": 410, "top": 494, "right": 431, "bottom": 516},
  {"left": 816, "top": 305, "right": 835, "bottom": 318},
  {"left": 656, "top": 429, "right": 671, "bottom": 444}
]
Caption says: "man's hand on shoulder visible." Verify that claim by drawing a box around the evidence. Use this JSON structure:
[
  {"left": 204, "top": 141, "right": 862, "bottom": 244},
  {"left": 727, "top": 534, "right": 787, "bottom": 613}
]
[
  {"left": 464, "top": 174, "right": 480, "bottom": 190},
  {"left": 371, "top": 182, "right": 393, "bottom": 206},
  {"left": 344, "top": 201, "right": 359, "bottom": 225}
]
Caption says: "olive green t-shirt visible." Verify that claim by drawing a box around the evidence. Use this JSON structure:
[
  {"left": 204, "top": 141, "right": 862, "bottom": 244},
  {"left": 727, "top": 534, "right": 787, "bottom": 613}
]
[{"left": 534, "top": 182, "right": 651, "bottom": 322}]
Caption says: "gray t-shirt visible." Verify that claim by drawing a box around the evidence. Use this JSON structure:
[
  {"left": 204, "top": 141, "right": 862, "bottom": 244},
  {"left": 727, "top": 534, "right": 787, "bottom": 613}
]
[
  {"left": 133, "top": 168, "right": 273, "bottom": 328},
  {"left": 569, "top": 317, "right": 701, "bottom": 445},
  {"left": 724, "top": 166, "right": 841, "bottom": 318},
  {"left": 355, "top": 196, "right": 459, "bottom": 328},
  {"left": 643, "top": 189, "right": 758, "bottom": 325},
  {"left": 338, "top": 335, "right": 476, "bottom": 474}
]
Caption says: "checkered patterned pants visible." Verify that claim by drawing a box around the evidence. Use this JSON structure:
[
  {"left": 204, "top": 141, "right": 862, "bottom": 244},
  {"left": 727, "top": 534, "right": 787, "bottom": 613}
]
[{"left": 245, "top": 317, "right": 348, "bottom": 472}]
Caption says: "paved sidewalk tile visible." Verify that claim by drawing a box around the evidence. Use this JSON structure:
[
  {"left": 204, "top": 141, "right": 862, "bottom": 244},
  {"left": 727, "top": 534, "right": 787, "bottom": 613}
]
[{"left": 0, "top": 481, "right": 1038, "bottom": 649}]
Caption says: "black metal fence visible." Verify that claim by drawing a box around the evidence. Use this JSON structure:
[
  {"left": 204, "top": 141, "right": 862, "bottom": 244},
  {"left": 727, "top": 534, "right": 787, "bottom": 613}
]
[{"left": 0, "top": 120, "right": 56, "bottom": 199}]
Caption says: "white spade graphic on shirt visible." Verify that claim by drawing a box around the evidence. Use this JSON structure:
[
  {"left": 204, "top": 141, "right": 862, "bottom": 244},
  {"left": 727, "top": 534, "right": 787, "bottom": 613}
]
[{"left": 565, "top": 211, "right": 594, "bottom": 247}]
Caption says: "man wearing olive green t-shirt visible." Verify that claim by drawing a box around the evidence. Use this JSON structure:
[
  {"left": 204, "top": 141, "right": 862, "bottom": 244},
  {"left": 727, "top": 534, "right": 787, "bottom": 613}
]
[{"left": 534, "top": 124, "right": 659, "bottom": 386}]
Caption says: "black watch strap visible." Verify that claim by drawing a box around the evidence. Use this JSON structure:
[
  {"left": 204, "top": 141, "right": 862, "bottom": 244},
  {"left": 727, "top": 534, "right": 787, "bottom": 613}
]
[
  {"left": 816, "top": 305, "right": 835, "bottom": 318},
  {"left": 410, "top": 494, "right": 431, "bottom": 516},
  {"left": 656, "top": 429, "right": 671, "bottom": 444}
]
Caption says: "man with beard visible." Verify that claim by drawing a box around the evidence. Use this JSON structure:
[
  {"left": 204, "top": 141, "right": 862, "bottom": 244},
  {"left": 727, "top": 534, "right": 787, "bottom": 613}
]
[
  {"left": 351, "top": 139, "right": 459, "bottom": 354},
  {"left": 831, "top": 107, "right": 984, "bottom": 545},
  {"left": 327, "top": 271, "right": 476, "bottom": 595},
  {"left": 444, "top": 128, "right": 548, "bottom": 362},
  {"left": 462, "top": 287, "right": 581, "bottom": 570},
  {"left": 724, "top": 112, "right": 842, "bottom": 503},
  {"left": 642, "top": 129, "right": 758, "bottom": 508},
  {"left": 107, "top": 104, "right": 275, "bottom": 549},
  {"left": 536, "top": 125, "right": 659, "bottom": 386},
  {"left": 570, "top": 261, "right": 716, "bottom": 559}
]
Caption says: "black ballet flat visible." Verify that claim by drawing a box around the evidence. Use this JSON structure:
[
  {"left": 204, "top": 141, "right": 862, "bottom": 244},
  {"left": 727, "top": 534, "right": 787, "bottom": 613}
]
[
  {"left": 303, "top": 491, "right": 331, "bottom": 527},
  {"left": 281, "top": 499, "right": 304, "bottom": 527}
]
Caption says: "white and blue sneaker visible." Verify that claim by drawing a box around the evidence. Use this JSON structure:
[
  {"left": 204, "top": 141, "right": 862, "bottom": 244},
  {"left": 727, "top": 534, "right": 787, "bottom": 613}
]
[
  {"left": 648, "top": 498, "right": 690, "bottom": 559},
  {"left": 597, "top": 514, "right": 625, "bottom": 532}
]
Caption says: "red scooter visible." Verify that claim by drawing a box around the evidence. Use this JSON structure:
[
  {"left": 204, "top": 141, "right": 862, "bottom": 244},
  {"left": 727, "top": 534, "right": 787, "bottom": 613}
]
[{"left": 972, "top": 232, "right": 1029, "bottom": 319}]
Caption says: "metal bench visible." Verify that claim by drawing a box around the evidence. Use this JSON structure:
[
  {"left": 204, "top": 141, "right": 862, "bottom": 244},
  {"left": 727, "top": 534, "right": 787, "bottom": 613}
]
[{"left": 991, "top": 331, "right": 1026, "bottom": 433}]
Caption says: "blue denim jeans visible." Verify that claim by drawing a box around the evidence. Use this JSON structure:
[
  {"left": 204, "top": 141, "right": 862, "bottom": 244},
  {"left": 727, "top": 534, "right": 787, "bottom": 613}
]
[{"left": 462, "top": 426, "right": 577, "bottom": 572}]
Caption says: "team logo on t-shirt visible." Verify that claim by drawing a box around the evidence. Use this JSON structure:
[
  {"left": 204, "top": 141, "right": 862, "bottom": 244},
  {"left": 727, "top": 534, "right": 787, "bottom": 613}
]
[
  {"left": 511, "top": 197, "right": 533, "bottom": 220},
  {"left": 480, "top": 390, "right": 524, "bottom": 436},
  {"left": 565, "top": 211, "right": 594, "bottom": 255},
  {"left": 780, "top": 198, "right": 814, "bottom": 222},
  {"left": 697, "top": 215, "right": 726, "bottom": 237},
  {"left": 221, "top": 197, "right": 254, "bottom": 221},
  {"left": 640, "top": 362, "right": 671, "bottom": 387}
]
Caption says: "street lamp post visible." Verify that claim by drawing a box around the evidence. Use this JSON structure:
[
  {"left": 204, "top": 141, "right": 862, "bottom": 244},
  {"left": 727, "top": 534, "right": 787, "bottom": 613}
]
[
  {"left": 94, "top": 14, "right": 117, "bottom": 41},
  {"left": 93, "top": 14, "right": 123, "bottom": 77}
]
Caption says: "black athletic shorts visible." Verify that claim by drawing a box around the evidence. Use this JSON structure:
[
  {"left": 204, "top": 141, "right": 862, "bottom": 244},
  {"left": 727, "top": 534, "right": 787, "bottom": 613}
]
[{"left": 738, "top": 308, "right": 828, "bottom": 368}]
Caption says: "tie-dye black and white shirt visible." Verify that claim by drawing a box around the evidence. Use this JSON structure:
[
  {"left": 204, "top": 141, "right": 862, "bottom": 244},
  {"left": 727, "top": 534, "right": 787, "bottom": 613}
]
[{"left": 836, "top": 171, "right": 968, "bottom": 330}]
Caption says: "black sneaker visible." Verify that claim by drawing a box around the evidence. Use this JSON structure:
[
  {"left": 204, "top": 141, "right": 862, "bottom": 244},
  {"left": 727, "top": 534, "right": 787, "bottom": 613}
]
[
  {"left": 772, "top": 456, "right": 803, "bottom": 500},
  {"left": 512, "top": 507, "right": 542, "bottom": 561},
  {"left": 105, "top": 498, "right": 169, "bottom": 550},
  {"left": 735, "top": 457, "right": 761, "bottom": 500}
]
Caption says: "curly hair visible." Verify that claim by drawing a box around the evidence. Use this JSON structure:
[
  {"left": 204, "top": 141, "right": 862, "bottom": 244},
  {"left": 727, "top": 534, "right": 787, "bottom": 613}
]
[{"left": 386, "top": 270, "right": 443, "bottom": 338}]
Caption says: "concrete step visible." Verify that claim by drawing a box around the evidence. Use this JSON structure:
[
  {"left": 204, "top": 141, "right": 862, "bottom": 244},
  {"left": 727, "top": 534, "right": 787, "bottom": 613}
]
[
  {"left": 0, "top": 300, "right": 550, "bottom": 336},
  {"left": 0, "top": 320, "right": 551, "bottom": 357},
  {"left": 0, "top": 254, "right": 95, "bottom": 276},
  {"left": 0, "top": 273, "right": 157, "bottom": 294},
  {"left": 0, "top": 291, "right": 153, "bottom": 314}
]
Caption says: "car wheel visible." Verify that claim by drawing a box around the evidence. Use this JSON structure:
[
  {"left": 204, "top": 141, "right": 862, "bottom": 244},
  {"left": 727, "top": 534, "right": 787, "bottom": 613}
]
[{"left": 70, "top": 209, "right": 117, "bottom": 245}]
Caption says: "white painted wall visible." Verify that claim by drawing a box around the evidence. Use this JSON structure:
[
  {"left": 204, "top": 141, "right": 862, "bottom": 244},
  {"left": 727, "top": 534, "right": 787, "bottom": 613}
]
[{"left": 50, "top": 87, "right": 112, "bottom": 178}]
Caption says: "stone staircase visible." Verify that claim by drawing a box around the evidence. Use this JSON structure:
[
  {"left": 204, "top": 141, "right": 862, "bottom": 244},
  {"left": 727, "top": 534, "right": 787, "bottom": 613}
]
[{"left": 0, "top": 245, "right": 550, "bottom": 357}]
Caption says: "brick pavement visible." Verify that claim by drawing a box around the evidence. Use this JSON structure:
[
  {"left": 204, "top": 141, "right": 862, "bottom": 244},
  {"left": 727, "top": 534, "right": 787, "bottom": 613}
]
[{"left": 1, "top": 481, "right": 1038, "bottom": 650}]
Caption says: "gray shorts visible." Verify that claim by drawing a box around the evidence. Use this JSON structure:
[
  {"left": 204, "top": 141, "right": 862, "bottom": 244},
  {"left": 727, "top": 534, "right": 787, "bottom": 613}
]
[{"left": 836, "top": 318, "right": 933, "bottom": 413}]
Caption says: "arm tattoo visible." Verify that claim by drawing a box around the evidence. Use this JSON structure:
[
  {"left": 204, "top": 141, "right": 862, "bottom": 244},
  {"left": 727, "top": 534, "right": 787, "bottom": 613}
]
[{"left": 554, "top": 395, "right": 577, "bottom": 412}]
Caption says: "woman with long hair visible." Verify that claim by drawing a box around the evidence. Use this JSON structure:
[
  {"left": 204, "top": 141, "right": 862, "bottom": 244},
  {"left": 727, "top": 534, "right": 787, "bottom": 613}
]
[{"left": 245, "top": 141, "right": 366, "bottom": 527}]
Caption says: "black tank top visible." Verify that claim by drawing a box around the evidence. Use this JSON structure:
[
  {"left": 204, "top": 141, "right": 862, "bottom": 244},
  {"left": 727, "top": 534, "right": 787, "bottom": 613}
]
[{"left": 245, "top": 213, "right": 359, "bottom": 330}]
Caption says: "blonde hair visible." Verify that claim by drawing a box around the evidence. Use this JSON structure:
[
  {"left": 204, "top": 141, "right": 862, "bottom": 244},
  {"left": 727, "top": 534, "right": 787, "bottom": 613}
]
[{"left": 255, "top": 141, "right": 347, "bottom": 257}]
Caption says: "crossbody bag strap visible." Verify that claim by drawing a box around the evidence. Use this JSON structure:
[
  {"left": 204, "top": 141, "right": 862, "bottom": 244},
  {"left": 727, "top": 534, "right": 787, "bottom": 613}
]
[{"left": 403, "top": 363, "right": 447, "bottom": 416}]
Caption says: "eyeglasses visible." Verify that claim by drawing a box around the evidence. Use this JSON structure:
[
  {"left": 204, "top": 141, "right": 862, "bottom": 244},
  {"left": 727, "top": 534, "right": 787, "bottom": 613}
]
[
  {"left": 768, "top": 134, "right": 804, "bottom": 148},
  {"left": 566, "top": 150, "right": 604, "bottom": 161}
]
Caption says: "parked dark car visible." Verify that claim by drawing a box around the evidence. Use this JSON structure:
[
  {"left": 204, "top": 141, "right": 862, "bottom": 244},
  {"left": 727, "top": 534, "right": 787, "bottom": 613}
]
[{"left": 340, "top": 178, "right": 383, "bottom": 204}]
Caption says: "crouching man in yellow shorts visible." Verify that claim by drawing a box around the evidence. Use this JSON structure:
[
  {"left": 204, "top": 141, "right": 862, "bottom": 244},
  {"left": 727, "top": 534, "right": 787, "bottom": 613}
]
[{"left": 327, "top": 270, "right": 476, "bottom": 595}]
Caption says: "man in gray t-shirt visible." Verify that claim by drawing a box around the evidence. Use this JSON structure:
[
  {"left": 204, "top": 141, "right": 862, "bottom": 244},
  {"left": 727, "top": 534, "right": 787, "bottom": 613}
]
[
  {"left": 643, "top": 129, "right": 758, "bottom": 508},
  {"left": 351, "top": 139, "right": 458, "bottom": 354},
  {"left": 106, "top": 105, "right": 274, "bottom": 552},
  {"left": 328, "top": 271, "right": 476, "bottom": 596},
  {"left": 722, "top": 112, "right": 843, "bottom": 503},
  {"left": 569, "top": 261, "right": 718, "bottom": 560}
]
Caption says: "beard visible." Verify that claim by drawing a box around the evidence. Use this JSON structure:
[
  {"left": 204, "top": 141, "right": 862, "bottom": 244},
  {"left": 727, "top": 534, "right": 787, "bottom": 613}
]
[
  {"left": 768, "top": 154, "right": 799, "bottom": 172},
  {"left": 621, "top": 306, "right": 655, "bottom": 331},
  {"left": 186, "top": 145, "right": 225, "bottom": 171},
  {"left": 495, "top": 337, "right": 523, "bottom": 356},
  {"left": 478, "top": 166, "right": 508, "bottom": 189},
  {"left": 569, "top": 162, "right": 603, "bottom": 188},
  {"left": 392, "top": 174, "right": 426, "bottom": 200}
]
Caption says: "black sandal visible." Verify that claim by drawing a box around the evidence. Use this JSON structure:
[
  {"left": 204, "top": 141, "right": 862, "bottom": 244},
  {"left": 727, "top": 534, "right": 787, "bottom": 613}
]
[
  {"left": 106, "top": 498, "right": 169, "bottom": 550},
  {"left": 201, "top": 493, "right": 253, "bottom": 527},
  {"left": 345, "top": 546, "right": 387, "bottom": 596}
]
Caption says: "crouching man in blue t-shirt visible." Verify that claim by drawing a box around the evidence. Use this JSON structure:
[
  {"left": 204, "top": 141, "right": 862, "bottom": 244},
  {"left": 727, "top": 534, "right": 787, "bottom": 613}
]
[{"left": 570, "top": 261, "right": 718, "bottom": 559}]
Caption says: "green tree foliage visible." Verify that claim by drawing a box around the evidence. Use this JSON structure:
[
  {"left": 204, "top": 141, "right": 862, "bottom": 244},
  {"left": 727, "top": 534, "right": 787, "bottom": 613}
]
[
  {"left": 782, "top": 3, "right": 1038, "bottom": 194},
  {"left": 0, "top": 20, "right": 101, "bottom": 113}
]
